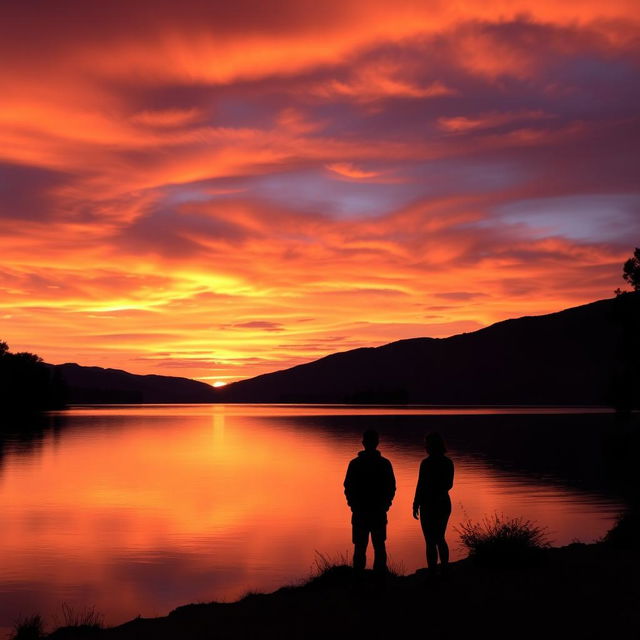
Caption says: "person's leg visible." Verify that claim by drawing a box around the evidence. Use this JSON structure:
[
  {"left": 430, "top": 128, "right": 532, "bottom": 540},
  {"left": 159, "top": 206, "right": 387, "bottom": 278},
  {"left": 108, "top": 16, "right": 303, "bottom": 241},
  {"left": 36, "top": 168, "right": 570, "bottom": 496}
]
[
  {"left": 436, "top": 527, "right": 449, "bottom": 566},
  {"left": 420, "top": 512, "right": 438, "bottom": 571},
  {"left": 371, "top": 523, "right": 387, "bottom": 573},
  {"left": 352, "top": 517, "right": 369, "bottom": 571},
  {"left": 436, "top": 502, "right": 452, "bottom": 570},
  {"left": 353, "top": 542, "right": 368, "bottom": 571}
]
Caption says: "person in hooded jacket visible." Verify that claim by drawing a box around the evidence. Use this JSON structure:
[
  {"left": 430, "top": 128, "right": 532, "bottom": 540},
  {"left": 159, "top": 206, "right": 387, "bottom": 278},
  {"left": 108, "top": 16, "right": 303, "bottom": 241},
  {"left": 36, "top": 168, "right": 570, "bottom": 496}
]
[{"left": 344, "top": 429, "right": 396, "bottom": 572}]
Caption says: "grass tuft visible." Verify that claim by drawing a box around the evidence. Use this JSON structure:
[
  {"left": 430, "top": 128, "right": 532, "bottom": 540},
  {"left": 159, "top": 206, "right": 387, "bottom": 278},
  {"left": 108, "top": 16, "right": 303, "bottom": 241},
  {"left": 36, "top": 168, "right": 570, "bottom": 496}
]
[
  {"left": 59, "top": 602, "right": 104, "bottom": 629},
  {"left": 386, "top": 557, "right": 405, "bottom": 578},
  {"left": 11, "top": 615, "right": 44, "bottom": 640},
  {"left": 47, "top": 603, "right": 104, "bottom": 637},
  {"left": 302, "top": 550, "right": 353, "bottom": 589},
  {"left": 311, "top": 550, "right": 351, "bottom": 576},
  {"left": 455, "top": 513, "right": 550, "bottom": 566}
]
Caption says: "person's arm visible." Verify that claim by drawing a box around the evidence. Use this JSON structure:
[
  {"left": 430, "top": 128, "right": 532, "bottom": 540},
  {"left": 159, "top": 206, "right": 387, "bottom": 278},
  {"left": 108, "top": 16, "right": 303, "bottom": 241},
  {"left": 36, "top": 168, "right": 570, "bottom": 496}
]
[
  {"left": 413, "top": 460, "right": 425, "bottom": 519},
  {"left": 385, "top": 461, "right": 396, "bottom": 510},
  {"left": 344, "top": 460, "right": 356, "bottom": 510},
  {"left": 445, "top": 457, "right": 454, "bottom": 491}
]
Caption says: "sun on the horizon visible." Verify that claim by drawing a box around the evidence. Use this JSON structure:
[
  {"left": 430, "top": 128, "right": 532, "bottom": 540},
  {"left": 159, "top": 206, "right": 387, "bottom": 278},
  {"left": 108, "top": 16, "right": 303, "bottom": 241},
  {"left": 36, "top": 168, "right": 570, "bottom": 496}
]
[{"left": 213, "top": 381, "right": 227, "bottom": 388}]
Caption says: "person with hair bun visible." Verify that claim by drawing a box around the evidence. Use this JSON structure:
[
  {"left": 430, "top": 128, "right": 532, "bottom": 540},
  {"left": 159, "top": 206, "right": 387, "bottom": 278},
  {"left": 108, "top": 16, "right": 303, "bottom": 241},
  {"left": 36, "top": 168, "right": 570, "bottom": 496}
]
[{"left": 413, "top": 432, "right": 454, "bottom": 577}]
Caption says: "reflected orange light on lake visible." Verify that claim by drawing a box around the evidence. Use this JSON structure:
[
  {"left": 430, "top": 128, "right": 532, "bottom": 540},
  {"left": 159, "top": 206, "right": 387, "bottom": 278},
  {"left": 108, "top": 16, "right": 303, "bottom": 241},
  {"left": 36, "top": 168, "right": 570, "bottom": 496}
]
[{"left": 0, "top": 406, "right": 623, "bottom": 629}]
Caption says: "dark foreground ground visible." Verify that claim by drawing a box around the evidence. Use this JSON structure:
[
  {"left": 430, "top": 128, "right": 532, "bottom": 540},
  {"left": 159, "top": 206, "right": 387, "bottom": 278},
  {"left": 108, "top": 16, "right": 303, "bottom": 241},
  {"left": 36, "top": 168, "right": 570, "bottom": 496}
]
[{"left": 45, "top": 540, "right": 639, "bottom": 640}]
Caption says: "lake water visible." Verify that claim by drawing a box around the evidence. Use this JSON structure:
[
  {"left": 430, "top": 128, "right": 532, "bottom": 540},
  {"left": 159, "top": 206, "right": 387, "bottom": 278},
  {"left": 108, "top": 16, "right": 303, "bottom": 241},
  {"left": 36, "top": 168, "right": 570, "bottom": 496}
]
[{"left": 0, "top": 405, "right": 627, "bottom": 632}]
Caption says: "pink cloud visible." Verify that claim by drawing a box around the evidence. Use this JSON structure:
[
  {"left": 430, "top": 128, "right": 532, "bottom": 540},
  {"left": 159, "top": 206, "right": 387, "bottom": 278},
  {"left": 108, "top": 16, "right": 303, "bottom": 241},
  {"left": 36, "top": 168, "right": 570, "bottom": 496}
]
[
  {"left": 0, "top": 3, "right": 638, "bottom": 380},
  {"left": 325, "top": 162, "right": 382, "bottom": 179}
]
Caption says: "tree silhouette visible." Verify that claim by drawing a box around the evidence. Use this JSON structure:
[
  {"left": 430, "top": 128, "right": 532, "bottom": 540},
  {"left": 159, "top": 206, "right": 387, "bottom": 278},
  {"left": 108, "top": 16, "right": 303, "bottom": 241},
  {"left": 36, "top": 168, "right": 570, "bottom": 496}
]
[
  {"left": 622, "top": 247, "right": 640, "bottom": 291},
  {"left": 611, "top": 249, "right": 640, "bottom": 411},
  {"left": 0, "top": 341, "right": 67, "bottom": 412}
]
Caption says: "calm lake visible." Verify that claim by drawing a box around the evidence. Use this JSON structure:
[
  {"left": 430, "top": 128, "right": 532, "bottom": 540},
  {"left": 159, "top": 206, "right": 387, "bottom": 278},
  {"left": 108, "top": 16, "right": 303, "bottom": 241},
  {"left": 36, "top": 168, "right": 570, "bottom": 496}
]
[{"left": 0, "top": 405, "right": 627, "bottom": 631}]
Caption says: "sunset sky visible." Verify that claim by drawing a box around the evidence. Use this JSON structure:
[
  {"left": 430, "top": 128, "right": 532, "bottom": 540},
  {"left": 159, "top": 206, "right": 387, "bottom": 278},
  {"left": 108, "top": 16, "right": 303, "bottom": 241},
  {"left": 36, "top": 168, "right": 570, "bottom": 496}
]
[{"left": 1, "top": 0, "right": 639, "bottom": 384}]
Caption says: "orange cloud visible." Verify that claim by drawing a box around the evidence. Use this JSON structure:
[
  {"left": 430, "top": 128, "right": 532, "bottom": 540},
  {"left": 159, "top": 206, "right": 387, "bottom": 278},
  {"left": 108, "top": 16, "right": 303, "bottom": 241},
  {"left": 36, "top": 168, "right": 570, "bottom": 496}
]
[
  {"left": 0, "top": 1, "right": 638, "bottom": 382},
  {"left": 326, "top": 162, "right": 381, "bottom": 179},
  {"left": 130, "top": 108, "right": 205, "bottom": 128}
]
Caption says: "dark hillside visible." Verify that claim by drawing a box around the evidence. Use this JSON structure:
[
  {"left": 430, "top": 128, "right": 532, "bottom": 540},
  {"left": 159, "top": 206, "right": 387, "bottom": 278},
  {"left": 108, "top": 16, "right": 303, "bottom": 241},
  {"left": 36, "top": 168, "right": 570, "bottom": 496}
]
[
  {"left": 54, "top": 363, "right": 216, "bottom": 404},
  {"left": 217, "top": 293, "right": 640, "bottom": 406}
]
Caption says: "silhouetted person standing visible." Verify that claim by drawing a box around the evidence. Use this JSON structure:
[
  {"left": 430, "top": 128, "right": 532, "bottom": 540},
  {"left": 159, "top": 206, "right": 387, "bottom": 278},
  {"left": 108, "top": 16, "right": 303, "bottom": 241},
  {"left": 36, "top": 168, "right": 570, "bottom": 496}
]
[
  {"left": 344, "top": 429, "right": 396, "bottom": 572},
  {"left": 413, "top": 432, "right": 454, "bottom": 576}
]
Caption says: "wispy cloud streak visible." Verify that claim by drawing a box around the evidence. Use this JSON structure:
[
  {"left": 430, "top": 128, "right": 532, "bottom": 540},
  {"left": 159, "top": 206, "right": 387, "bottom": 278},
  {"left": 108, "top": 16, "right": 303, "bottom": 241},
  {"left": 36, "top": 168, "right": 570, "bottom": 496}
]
[{"left": 0, "top": 1, "right": 638, "bottom": 381}]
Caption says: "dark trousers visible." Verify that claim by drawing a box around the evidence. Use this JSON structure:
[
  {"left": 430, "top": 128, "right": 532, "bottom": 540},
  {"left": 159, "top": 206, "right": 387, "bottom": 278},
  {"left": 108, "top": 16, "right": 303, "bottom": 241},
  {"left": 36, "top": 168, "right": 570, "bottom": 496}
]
[
  {"left": 419, "top": 496, "right": 451, "bottom": 570},
  {"left": 351, "top": 510, "right": 387, "bottom": 572}
]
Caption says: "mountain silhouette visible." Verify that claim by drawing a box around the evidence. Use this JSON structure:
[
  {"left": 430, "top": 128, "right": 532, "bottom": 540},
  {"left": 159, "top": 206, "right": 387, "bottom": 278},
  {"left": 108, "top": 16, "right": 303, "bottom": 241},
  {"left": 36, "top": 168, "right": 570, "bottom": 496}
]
[
  {"left": 216, "top": 294, "right": 640, "bottom": 406},
  {"left": 53, "top": 363, "right": 217, "bottom": 403}
]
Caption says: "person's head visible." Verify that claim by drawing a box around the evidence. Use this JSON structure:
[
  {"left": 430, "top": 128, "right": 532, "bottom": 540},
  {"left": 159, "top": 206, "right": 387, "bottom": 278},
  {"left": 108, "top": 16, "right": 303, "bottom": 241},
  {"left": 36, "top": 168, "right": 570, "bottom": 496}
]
[
  {"left": 425, "top": 432, "right": 446, "bottom": 456},
  {"left": 362, "top": 429, "right": 379, "bottom": 451}
]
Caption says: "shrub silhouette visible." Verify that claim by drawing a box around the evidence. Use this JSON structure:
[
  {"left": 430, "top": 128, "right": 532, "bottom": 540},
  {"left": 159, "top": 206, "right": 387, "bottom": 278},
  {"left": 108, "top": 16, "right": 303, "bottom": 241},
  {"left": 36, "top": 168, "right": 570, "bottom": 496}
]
[{"left": 456, "top": 513, "right": 550, "bottom": 566}]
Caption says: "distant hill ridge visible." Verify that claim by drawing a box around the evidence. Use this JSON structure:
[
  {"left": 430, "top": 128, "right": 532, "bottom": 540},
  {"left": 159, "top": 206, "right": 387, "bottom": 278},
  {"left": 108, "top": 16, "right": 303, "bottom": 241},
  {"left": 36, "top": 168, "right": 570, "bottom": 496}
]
[
  {"left": 54, "top": 362, "right": 217, "bottom": 404},
  {"left": 215, "top": 293, "right": 640, "bottom": 406},
  {"left": 49, "top": 294, "right": 639, "bottom": 406}
]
